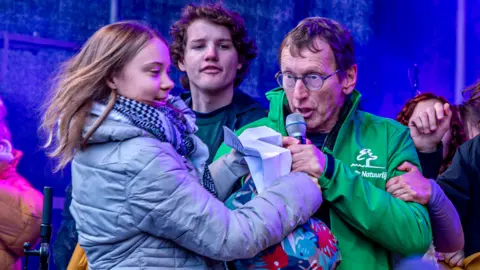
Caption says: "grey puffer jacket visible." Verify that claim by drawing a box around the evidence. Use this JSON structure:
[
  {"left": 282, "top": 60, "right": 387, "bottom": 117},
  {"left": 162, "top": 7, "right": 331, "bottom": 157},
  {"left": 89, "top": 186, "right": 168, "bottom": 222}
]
[{"left": 70, "top": 105, "right": 322, "bottom": 269}]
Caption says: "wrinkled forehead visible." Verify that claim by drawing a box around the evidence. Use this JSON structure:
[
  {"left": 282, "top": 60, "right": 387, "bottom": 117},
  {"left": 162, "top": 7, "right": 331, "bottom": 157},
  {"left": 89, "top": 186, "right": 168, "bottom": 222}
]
[{"left": 280, "top": 38, "right": 336, "bottom": 72}]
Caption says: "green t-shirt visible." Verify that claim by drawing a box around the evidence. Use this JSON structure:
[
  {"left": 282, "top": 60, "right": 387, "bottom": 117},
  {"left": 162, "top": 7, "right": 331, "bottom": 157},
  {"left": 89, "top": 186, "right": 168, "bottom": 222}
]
[{"left": 194, "top": 105, "right": 230, "bottom": 165}]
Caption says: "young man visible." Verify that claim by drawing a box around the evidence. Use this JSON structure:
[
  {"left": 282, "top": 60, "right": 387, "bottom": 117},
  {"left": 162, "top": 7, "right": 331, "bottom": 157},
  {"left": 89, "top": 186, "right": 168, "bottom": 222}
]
[
  {"left": 216, "top": 17, "right": 432, "bottom": 269},
  {"left": 170, "top": 3, "right": 266, "bottom": 164}
]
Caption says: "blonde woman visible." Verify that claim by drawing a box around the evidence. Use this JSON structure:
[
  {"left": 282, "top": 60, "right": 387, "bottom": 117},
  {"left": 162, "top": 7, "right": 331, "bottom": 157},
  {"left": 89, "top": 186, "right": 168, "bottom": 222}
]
[{"left": 42, "top": 21, "right": 322, "bottom": 269}]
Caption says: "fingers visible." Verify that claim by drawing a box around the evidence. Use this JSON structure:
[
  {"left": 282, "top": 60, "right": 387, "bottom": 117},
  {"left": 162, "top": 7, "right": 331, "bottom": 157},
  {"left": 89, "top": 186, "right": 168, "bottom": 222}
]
[
  {"left": 283, "top": 136, "right": 300, "bottom": 147},
  {"left": 291, "top": 158, "right": 323, "bottom": 179},
  {"left": 426, "top": 107, "right": 437, "bottom": 131},
  {"left": 397, "top": 161, "right": 416, "bottom": 172},
  {"left": 443, "top": 251, "right": 456, "bottom": 265},
  {"left": 386, "top": 182, "right": 403, "bottom": 193},
  {"left": 396, "top": 193, "right": 414, "bottom": 202},
  {"left": 434, "top": 102, "right": 445, "bottom": 120},
  {"left": 409, "top": 116, "right": 423, "bottom": 135},
  {"left": 392, "top": 186, "right": 410, "bottom": 197},
  {"left": 419, "top": 111, "right": 430, "bottom": 134},
  {"left": 447, "top": 252, "right": 464, "bottom": 267},
  {"left": 386, "top": 176, "right": 401, "bottom": 189},
  {"left": 444, "top": 102, "right": 452, "bottom": 118},
  {"left": 288, "top": 143, "right": 318, "bottom": 155}
]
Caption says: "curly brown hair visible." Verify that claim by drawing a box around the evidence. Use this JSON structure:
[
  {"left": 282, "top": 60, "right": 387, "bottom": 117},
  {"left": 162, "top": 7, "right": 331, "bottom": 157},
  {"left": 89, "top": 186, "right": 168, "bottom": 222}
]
[
  {"left": 169, "top": 3, "right": 257, "bottom": 90},
  {"left": 396, "top": 93, "right": 467, "bottom": 175}
]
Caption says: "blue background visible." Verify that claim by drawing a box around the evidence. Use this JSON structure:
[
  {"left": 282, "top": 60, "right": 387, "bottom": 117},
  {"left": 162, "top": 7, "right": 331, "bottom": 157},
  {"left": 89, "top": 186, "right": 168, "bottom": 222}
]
[{"left": 0, "top": 0, "right": 479, "bottom": 268}]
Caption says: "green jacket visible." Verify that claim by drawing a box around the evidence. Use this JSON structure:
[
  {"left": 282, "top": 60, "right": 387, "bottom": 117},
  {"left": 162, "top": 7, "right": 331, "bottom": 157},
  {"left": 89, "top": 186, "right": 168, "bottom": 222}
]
[{"left": 214, "top": 88, "right": 432, "bottom": 270}]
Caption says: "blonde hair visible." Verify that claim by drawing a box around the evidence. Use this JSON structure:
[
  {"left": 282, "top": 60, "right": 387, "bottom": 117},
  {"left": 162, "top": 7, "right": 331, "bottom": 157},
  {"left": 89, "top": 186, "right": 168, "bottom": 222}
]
[{"left": 42, "top": 21, "right": 165, "bottom": 171}]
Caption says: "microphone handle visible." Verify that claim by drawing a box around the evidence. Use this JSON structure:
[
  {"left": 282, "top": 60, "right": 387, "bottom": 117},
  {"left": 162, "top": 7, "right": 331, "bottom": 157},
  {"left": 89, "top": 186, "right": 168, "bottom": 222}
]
[
  {"left": 294, "top": 135, "right": 306, "bottom": 144},
  {"left": 40, "top": 187, "right": 53, "bottom": 242}
]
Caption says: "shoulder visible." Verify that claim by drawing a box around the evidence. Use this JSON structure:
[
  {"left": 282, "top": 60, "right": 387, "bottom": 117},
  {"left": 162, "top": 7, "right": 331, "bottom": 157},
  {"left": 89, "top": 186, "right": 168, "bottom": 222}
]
[
  {"left": 458, "top": 135, "right": 480, "bottom": 165},
  {"left": 232, "top": 91, "right": 267, "bottom": 114},
  {"left": 355, "top": 110, "right": 409, "bottom": 135},
  {"left": 76, "top": 136, "right": 180, "bottom": 176}
]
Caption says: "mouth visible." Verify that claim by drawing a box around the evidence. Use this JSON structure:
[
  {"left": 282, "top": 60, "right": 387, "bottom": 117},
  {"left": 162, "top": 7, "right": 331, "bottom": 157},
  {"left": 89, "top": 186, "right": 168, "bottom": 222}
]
[
  {"left": 296, "top": 108, "right": 314, "bottom": 118},
  {"left": 201, "top": 66, "right": 222, "bottom": 74}
]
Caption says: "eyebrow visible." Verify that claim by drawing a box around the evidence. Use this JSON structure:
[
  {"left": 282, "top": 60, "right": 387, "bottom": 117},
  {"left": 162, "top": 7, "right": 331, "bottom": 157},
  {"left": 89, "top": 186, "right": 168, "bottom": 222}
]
[
  {"left": 190, "top": 38, "right": 233, "bottom": 43},
  {"left": 282, "top": 68, "right": 327, "bottom": 75},
  {"left": 142, "top": 61, "right": 163, "bottom": 68}
]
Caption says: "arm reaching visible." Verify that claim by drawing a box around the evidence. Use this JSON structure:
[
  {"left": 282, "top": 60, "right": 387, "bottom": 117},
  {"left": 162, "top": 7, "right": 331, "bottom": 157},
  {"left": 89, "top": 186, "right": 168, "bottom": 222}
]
[{"left": 126, "top": 143, "right": 323, "bottom": 261}]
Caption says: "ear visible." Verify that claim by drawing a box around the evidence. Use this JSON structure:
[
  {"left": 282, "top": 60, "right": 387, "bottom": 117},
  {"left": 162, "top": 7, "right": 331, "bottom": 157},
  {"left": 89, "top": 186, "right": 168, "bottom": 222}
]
[
  {"left": 341, "top": 64, "right": 358, "bottom": 95},
  {"left": 106, "top": 75, "right": 117, "bottom": 90},
  {"left": 178, "top": 59, "right": 186, "bottom": 72},
  {"left": 237, "top": 62, "right": 243, "bottom": 70}
]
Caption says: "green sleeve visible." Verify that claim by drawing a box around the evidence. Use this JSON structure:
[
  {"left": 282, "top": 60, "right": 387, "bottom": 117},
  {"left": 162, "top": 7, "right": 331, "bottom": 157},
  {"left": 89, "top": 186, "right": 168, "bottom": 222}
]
[
  {"left": 213, "top": 120, "right": 272, "bottom": 162},
  {"left": 320, "top": 128, "right": 432, "bottom": 256}
]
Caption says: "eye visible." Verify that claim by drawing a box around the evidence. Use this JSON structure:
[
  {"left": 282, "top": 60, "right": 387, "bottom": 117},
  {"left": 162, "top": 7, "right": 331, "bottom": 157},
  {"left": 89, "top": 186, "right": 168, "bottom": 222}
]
[
  {"left": 149, "top": 70, "right": 160, "bottom": 76},
  {"left": 192, "top": 44, "right": 205, "bottom": 49},
  {"left": 306, "top": 74, "right": 321, "bottom": 80},
  {"left": 219, "top": 44, "right": 232, "bottom": 49}
]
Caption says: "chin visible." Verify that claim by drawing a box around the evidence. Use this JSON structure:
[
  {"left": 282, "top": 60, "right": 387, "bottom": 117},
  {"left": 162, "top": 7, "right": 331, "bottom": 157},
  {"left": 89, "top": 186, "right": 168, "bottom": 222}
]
[{"left": 201, "top": 84, "right": 231, "bottom": 93}]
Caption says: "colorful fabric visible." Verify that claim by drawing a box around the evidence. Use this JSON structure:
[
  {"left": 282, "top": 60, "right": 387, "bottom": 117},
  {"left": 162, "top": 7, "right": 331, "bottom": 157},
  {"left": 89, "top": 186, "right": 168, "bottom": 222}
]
[{"left": 225, "top": 175, "right": 341, "bottom": 270}]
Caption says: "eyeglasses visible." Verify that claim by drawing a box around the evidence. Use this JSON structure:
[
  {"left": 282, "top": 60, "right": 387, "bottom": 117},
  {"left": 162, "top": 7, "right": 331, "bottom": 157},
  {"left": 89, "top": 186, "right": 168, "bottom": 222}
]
[{"left": 275, "top": 70, "right": 339, "bottom": 91}]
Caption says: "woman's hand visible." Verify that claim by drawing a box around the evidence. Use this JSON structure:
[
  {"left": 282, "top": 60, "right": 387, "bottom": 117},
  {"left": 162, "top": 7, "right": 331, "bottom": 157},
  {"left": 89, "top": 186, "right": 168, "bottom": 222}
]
[{"left": 386, "top": 162, "right": 431, "bottom": 205}]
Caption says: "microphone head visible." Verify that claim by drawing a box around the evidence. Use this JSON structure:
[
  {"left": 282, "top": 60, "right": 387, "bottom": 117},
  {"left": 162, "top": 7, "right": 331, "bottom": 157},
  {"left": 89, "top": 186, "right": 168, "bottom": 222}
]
[{"left": 286, "top": 113, "right": 307, "bottom": 138}]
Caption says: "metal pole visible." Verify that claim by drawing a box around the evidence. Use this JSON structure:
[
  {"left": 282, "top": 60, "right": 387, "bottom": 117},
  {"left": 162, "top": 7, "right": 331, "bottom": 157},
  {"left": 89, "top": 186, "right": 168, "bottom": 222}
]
[
  {"left": 455, "top": 0, "right": 466, "bottom": 104},
  {"left": 110, "top": 0, "right": 119, "bottom": 23}
]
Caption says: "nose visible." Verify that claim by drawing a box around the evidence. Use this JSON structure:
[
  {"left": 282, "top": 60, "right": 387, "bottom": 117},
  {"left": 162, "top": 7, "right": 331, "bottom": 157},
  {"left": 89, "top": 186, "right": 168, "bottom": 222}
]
[
  {"left": 292, "top": 79, "right": 309, "bottom": 101},
  {"left": 161, "top": 72, "right": 174, "bottom": 92},
  {"left": 204, "top": 44, "right": 218, "bottom": 61}
]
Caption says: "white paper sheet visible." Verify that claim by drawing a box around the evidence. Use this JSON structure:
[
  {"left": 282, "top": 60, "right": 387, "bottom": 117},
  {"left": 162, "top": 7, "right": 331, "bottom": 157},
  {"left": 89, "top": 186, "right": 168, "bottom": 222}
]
[{"left": 223, "top": 126, "right": 292, "bottom": 193}]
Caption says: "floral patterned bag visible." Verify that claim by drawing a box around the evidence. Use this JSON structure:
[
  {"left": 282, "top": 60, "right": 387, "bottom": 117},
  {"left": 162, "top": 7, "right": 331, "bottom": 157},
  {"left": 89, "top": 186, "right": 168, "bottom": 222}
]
[{"left": 225, "top": 175, "right": 341, "bottom": 270}]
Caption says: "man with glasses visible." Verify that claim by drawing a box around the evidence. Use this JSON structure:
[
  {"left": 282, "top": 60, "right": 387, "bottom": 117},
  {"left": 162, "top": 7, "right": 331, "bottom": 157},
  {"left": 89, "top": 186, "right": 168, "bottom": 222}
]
[{"left": 215, "top": 17, "right": 432, "bottom": 269}]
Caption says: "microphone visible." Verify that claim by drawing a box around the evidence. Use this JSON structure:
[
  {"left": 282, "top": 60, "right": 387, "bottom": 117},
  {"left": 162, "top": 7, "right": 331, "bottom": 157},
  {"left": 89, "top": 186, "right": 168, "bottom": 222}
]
[
  {"left": 286, "top": 113, "right": 307, "bottom": 144},
  {"left": 39, "top": 186, "right": 53, "bottom": 269}
]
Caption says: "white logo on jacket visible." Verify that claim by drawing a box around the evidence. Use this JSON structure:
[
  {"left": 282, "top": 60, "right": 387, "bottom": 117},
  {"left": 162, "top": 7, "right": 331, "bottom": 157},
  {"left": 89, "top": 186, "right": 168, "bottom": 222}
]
[{"left": 351, "top": 149, "right": 387, "bottom": 180}]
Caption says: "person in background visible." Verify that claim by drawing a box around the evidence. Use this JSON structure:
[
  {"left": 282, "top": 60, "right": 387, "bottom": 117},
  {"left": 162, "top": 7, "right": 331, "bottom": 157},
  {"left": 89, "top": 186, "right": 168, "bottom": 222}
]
[
  {"left": 170, "top": 3, "right": 266, "bottom": 164},
  {"left": 396, "top": 93, "right": 467, "bottom": 178},
  {"left": 0, "top": 97, "right": 43, "bottom": 270},
  {"left": 458, "top": 81, "right": 480, "bottom": 140},
  {"left": 389, "top": 82, "right": 480, "bottom": 269},
  {"left": 437, "top": 82, "right": 480, "bottom": 268}
]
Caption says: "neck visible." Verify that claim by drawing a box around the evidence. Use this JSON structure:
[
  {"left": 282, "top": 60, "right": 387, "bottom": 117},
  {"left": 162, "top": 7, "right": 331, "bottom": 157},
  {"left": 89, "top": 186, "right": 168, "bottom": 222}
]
[
  {"left": 316, "top": 111, "right": 340, "bottom": 133},
  {"left": 309, "top": 98, "right": 347, "bottom": 134},
  {"left": 190, "top": 86, "right": 234, "bottom": 113}
]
